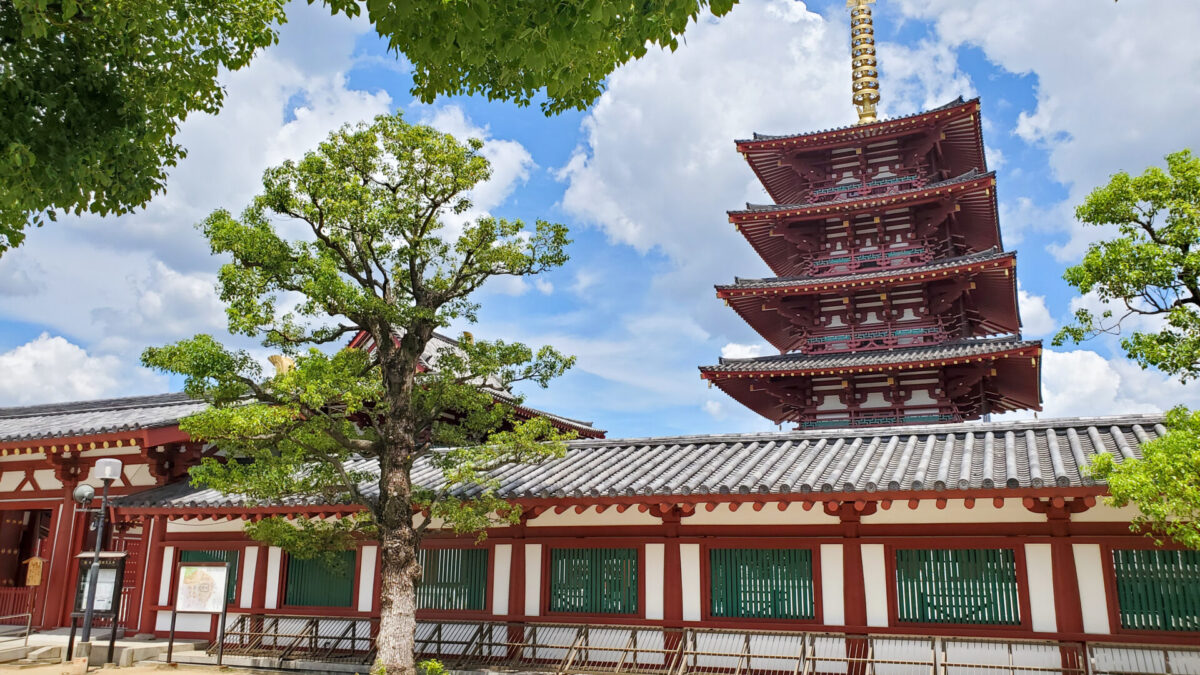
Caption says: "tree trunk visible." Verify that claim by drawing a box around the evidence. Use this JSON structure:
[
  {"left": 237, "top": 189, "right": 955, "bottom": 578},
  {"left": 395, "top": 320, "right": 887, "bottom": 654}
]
[{"left": 375, "top": 522, "right": 422, "bottom": 675}]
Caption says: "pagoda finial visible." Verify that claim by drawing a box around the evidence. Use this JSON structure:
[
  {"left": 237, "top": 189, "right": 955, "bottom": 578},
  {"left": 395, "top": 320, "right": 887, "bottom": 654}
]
[{"left": 848, "top": 0, "right": 880, "bottom": 124}]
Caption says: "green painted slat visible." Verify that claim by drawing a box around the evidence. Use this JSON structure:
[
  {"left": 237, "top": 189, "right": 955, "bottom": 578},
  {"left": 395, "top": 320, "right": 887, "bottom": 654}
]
[
  {"left": 179, "top": 549, "right": 239, "bottom": 603},
  {"left": 894, "top": 548, "right": 1019, "bottom": 625},
  {"left": 708, "top": 548, "right": 815, "bottom": 620},
  {"left": 549, "top": 548, "right": 638, "bottom": 614},
  {"left": 283, "top": 550, "right": 356, "bottom": 608},
  {"left": 416, "top": 548, "right": 488, "bottom": 610},
  {"left": 1114, "top": 549, "right": 1200, "bottom": 631}
]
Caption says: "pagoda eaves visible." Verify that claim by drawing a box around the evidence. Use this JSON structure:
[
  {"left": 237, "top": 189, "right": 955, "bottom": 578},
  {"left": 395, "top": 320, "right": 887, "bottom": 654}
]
[
  {"left": 717, "top": 248, "right": 1021, "bottom": 353},
  {"left": 736, "top": 97, "right": 986, "bottom": 206}
]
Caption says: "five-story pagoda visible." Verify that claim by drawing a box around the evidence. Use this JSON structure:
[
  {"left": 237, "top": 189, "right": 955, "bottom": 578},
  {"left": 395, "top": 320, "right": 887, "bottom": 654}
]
[{"left": 700, "top": 0, "right": 1042, "bottom": 429}]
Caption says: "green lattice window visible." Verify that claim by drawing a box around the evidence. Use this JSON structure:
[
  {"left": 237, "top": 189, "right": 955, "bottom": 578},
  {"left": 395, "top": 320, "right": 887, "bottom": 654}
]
[
  {"left": 895, "top": 548, "right": 1021, "bottom": 625},
  {"left": 417, "top": 548, "right": 488, "bottom": 611},
  {"left": 179, "top": 549, "right": 239, "bottom": 603},
  {"left": 709, "top": 548, "right": 814, "bottom": 620},
  {"left": 283, "top": 550, "right": 356, "bottom": 608},
  {"left": 548, "top": 548, "right": 638, "bottom": 615},
  {"left": 1113, "top": 549, "right": 1200, "bottom": 631}
]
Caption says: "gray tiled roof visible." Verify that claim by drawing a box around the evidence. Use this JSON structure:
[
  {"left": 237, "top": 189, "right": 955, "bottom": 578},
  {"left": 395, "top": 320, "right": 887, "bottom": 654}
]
[
  {"left": 740, "top": 97, "right": 973, "bottom": 144},
  {"left": 114, "top": 413, "right": 1164, "bottom": 509},
  {"left": 719, "top": 249, "right": 1010, "bottom": 290},
  {"left": 0, "top": 393, "right": 209, "bottom": 443},
  {"left": 730, "top": 169, "right": 990, "bottom": 215},
  {"left": 702, "top": 337, "right": 1039, "bottom": 373}
]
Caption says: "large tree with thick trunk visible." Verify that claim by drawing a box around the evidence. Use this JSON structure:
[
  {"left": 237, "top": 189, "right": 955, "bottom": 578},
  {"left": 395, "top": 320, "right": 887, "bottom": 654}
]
[{"left": 142, "top": 112, "right": 575, "bottom": 674}]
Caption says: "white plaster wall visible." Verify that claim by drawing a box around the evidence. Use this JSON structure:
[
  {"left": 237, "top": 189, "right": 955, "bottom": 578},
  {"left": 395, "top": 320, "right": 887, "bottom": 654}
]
[
  {"left": 1071, "top": 502, "right": 1141, "bottom": 522},
  {"left": 1074, "top": 544, "right": 1111, "bottom": 634},
  {"left": 0, "top": 472, "right": 21, "bottom": 491},
  {"left": 240, "top": 547, "right": 259, "bottom": 609},
  {"left": 862, "top": 499, "right": 1045, "bottom": 524},
  {"left": 526, "top": 507, "right": 660, "bottom": 527},
  {"left": 684, "top": 503, "right": 838, "bottom": 526},
  {"left": 861, "top": 544, "right": 888, "bottom": 627},
  {"left": 156, "top": 612, "right": 213, "bottom": 632},
  {"left": 492, "top": 544, "right": 511, "bottom": 615},
  {"left": 166, "top": 519, "right": 248, "bottom": 533},
  {"left": 158, "top": 546, "right": 175, "bottom": 605},
  {"left": 33, "top": 469, "right": 62, "bottom": 490},
  {"left": 524, "top": 544, "right": 542, "bottom": 617},
  {"left": 124, "top": 463, "right": 158, "bottom": 486},
  {"left": 358, "top": 545, "right": 378, "bottom": 613},
  {"left": 680, "top": 544, "right": 701, "bottom": 622},
  {"left": 1024, "top": 544, "right": 1057, "bottom": 632},
  {"left": 645, "top": 543, "right": 664, "bottom": 620},
  {"left": 820, "top": 544, "right": 844, "bottom": 626},
  {"left": 265, "top": 547, "right": 282, "bottom": 610}
]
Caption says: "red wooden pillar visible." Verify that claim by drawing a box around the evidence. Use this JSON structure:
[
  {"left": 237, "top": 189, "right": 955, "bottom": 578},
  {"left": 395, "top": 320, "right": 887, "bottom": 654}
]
[
  {"left": 506, "top": 520, "right": 527, "bottom": 660},
  {"left": 41, "top": 488, "right": 82, "bottom": 629},
  {"left": 137, "top": 515, "right": 167, "bottom": 635},
  {"left": 1051, "top": 539, "right": 1083, "bottom": 633}
]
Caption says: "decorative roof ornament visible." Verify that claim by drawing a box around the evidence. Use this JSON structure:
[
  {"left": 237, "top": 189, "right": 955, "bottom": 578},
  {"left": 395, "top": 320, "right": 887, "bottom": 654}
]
[{"left": 848, "top": 0, "right": 880, "bottom": 124}]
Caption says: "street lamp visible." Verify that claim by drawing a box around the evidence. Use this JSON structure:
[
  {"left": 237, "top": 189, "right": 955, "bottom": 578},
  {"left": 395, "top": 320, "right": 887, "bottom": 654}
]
[{"left": 80, "top": 457, "right": 122, "bottom": 644}]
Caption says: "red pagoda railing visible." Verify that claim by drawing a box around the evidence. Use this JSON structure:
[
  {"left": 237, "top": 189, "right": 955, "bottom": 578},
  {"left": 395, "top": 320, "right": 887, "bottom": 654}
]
[
  {"left": 805, "top": 245, "right": 933, "bottom": 276},
  {"left": 799, "top": 408, "right": 962, "bottom": 430},
  {"left": 805, "top": 173, "right": 928, "bottom": 204},
  {"left": 801, "top": 322, "right": 950, "bottom": 354}
]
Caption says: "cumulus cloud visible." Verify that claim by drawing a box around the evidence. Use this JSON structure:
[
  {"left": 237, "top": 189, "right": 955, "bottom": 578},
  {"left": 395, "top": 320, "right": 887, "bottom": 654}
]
[
  {"left": 894, "top": 0, "right": 1200, "bottom": 262},
  {"left": 0, "top": 334, "right": 164, "bottom": 406},
  {"left": 995, "top": 349, "right": 1200, "bottom": 422},
  {"left": 721, "top": 343, "right": 766, "bottom": 360},
  {"left": 1017, "top": 284, "right": 1055, "bottom": 338}
]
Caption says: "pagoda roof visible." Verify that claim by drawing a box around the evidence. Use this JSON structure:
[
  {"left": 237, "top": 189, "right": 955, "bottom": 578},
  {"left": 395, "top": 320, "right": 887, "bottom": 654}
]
[
  {"left": 729, "top": 169, "right": 993, "bottom": 218},
  {"left": 736, "top": 98, "right": 986, "bottom": 205},
  {"left": 718, "top": 248, "right": 1012, "bottom": 294},
  {"left": 737, "top": 97, "right": 976, "bottom": 145},
  {"left": 114, "top": 412, "right": 1164, "bottom": 508},
  {"left": 701, "top": 337, "right": 1040, "bottom": 376}
]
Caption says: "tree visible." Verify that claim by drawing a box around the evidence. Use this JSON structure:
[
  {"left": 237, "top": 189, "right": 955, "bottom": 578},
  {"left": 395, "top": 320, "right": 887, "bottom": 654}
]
[
  {"left": 1090, "top": 407, "right": 1200, "bottom": 550},
  {"left": 1, "top": 0, "right": 735, "bottom": 255},
  {"left": 0, "top": 0, "right": 287, "bottom": 254},
  {"left": 141, "top": 112, "right": 576, "bottom": 674},
  {"left": 1055, "top": 148, "right": 1200, "bottom": 550},
  {"left": 1053, "top": 149, "right": 1200, "bottom": 381}
]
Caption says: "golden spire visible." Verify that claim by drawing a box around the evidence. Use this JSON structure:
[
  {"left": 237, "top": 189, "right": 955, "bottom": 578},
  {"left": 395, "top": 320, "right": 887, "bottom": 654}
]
[{"left": 848, "top": 0, "right": 880, "bottom": 124}]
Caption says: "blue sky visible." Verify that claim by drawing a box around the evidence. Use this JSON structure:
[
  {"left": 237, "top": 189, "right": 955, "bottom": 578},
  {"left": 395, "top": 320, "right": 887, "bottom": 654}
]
[{"left": 1, "top": 0, "right": 1198, "bottom": 438}]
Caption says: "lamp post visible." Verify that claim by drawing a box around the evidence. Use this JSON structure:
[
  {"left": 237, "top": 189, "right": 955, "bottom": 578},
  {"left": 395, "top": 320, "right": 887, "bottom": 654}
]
[{"left": 80, "top": 457, "right": 122, "bottom": 644}]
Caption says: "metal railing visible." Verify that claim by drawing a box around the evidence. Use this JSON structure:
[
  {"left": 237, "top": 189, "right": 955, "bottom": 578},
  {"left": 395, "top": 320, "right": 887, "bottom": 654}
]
[
  {"left": 199, "top": 617, "right": 1200, "bottom": 675},
  {"left": 0, "top": 612, "right": 32, "bottom": 648},
  {"left": 209, "top": 614, "right": 379, "bottom": 666}
]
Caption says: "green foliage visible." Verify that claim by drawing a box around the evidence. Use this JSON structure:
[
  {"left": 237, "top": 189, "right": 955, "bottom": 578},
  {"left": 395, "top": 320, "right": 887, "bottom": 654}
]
[
  {"left": 2, "top": 0, "right": 734, "bottom": 254},
  {"left": 1054, "top": 149, "right": 1200, "bottom": 381},
  {"left": 141, "top": 111, "right": 575, "bottom": 556},
  {"left": 1091, "top": 407, "right": 1200, "bottom": 550},
  {"left": 0, "top": 0, "right": 286, "bottom": 253},
  {"left": 417, "top": 660, "right": 446, "bottom": 675},
  {"left": 320, "top": 0, "right": 737, "bottom": 115}
]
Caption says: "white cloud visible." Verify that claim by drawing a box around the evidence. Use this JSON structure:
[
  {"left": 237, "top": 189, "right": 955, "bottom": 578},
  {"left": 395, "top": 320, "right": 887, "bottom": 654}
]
[
  {"left": 421, "top": 104, "right": 536, "bottom": 218},
  {"left": 721, "top": 342, "right": 766, "bottom": 360},
  {"left": 1017, "top": 283, "right": 1055, "bottom": 338},
  {"left": 894, "top": 0, "right": 1200, "bottom": 262},
  {"left": 0, "top": 334, "right": 164, "bottom": 405},
  {"left": 994, "top": 349, "right": 1200, "bottom": 422},
  {"left": 703, "top": 400, "right": 725, "bottom": 419}
]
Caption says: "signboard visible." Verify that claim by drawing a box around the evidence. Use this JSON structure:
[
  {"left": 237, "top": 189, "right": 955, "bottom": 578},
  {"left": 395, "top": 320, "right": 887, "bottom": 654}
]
[
  {"left": 23, "top": 556, "right": 44, "bottom": 587},
  {"left": 79, "top": 566, "right": 119, "bottom": 612},
  {"left": 72, "top": 551, "right": 127, "bottom": 615},
  {"left": 175, "top": 563, "right": 229, "bottom": 614}
]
